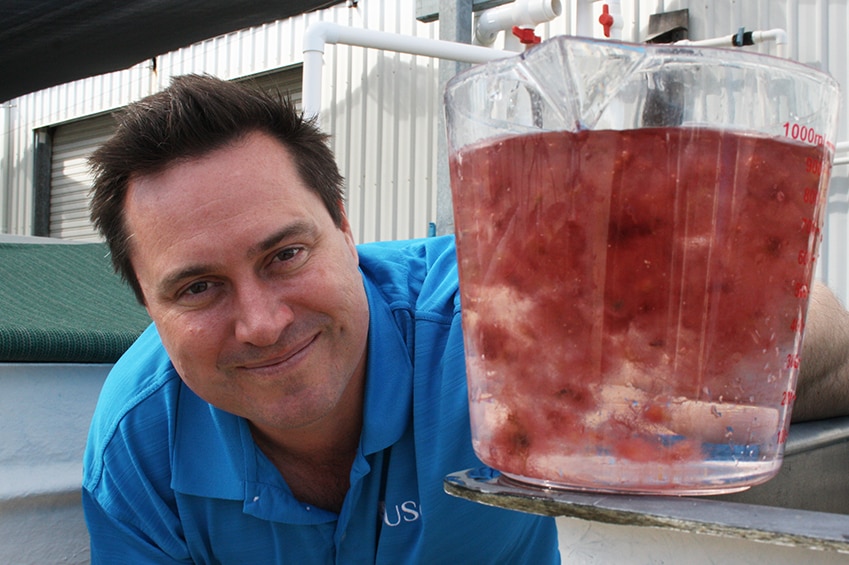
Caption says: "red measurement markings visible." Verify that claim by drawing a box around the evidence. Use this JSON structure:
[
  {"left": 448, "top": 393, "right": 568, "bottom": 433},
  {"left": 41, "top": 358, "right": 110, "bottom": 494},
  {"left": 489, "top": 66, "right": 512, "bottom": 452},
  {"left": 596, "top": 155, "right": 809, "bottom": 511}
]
[
  {"left": 800, "top": 216, "right": 821, "bottom": 236},
  {"left": 785, "top": 122, "right": 827, "bottom": 147},
  {"left": 785, "top": 353, "right": 801, "bottom": 369},
  {"left": 802, "top": 186, "right": 818, "bottom": 204},
  {"left": 797, "top": 184, "right": 821, "bottom": 264},
  {"left": 781, "top": 390, "right": 797, "bottom": 406},
  {"left": 778, "top": 428, "right": 789, "bottom": 444},
  {"left": 805, "top": 158, "right": 823, "bottom": 175}
]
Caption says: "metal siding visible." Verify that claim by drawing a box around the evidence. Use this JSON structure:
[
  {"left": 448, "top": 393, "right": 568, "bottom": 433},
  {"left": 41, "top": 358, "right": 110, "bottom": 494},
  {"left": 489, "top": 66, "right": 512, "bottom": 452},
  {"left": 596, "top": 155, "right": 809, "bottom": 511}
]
[
  {"left": 46, "top": 66, "right": 305, "bottom": 242},
  {"left": 315, "top": 2, "right": 440, "bottom": 243},
  {"left": 240, "top": 66, "right": 304, "bottom": 108},
  {"left": 50, "top": 114, "right": 116, "bottom": 241}
]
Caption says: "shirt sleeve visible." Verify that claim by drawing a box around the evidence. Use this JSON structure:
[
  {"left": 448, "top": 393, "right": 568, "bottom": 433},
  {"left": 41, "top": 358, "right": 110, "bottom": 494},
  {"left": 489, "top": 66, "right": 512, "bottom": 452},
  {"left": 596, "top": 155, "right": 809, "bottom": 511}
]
[
  {"left": 83, "top": 488, "right": 191, "bottom": 564},
  {"left": 83, "top": 371, "right": 192, "bottom": 563}
]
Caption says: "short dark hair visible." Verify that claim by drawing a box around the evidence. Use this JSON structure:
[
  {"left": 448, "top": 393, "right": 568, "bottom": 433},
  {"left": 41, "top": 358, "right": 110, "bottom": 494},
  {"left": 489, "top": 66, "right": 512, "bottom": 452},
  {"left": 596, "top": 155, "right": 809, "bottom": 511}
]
[{"left": 88, "top": 74, "right": 345, "bottom": 304}]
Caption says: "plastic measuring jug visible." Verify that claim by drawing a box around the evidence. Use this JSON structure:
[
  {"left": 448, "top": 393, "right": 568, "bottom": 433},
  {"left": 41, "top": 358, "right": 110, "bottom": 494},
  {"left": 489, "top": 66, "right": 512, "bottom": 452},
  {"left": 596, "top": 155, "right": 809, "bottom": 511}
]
[{"left": 445, "top": 35, "right": 840, "bottom": 494}]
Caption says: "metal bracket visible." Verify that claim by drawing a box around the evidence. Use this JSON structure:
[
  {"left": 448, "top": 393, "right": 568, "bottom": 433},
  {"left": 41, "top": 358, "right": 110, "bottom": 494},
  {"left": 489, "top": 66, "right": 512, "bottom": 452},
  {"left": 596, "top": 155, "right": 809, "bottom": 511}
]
[{"left": 645, "top": 8, "right": 689, "bottom": 43}]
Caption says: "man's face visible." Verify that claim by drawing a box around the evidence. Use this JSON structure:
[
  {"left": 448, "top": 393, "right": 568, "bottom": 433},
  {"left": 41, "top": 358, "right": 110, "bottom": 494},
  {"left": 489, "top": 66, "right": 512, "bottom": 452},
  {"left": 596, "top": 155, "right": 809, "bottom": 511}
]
[{"left": 125, "top": 131, "right": 369, "bottom": 433}]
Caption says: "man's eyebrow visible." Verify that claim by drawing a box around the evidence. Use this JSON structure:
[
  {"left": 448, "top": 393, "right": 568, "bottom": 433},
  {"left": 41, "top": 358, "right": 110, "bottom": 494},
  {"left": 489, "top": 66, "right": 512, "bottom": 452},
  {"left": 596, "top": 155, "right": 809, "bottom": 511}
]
[
  {"left": 247, "top": 221, "right": 318, "bottom": 256},
  {"left": 158, "top": 264, "right": 218, "bottom": 296}
]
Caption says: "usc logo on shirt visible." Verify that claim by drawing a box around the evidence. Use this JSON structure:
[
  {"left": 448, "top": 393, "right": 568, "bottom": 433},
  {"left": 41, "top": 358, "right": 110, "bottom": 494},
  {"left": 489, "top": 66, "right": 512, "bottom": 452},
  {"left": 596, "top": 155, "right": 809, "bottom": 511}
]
[{"left": 380, "top": 500, "right": 421, "bottom": 526}]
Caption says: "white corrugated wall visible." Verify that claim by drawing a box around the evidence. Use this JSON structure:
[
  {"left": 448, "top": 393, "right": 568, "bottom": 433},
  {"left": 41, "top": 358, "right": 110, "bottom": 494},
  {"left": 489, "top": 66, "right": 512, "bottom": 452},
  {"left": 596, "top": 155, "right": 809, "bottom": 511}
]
[
  {"left": 0, "top": 0, "right": 847, "bottom": 302},
  {"left": 307, "top": 4, "right": 442, "bottom": 243}
]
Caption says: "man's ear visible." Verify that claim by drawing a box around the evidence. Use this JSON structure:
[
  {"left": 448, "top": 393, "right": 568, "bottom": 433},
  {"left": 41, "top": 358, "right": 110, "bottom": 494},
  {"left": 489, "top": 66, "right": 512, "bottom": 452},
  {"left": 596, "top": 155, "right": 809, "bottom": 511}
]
[{"left": 336, "top": 202, "right": 358, "bottom": 257}]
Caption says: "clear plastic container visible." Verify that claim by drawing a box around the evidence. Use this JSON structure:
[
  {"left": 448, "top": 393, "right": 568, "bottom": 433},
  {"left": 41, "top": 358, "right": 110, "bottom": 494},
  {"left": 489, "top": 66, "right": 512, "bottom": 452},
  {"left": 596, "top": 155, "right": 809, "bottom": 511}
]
[{"left": 445, "top": 36, "right": 840, "bottom": 494}]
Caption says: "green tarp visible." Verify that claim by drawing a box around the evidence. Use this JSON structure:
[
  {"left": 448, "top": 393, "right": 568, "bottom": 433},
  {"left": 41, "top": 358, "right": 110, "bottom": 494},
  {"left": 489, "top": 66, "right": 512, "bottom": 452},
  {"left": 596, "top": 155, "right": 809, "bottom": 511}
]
[{"left": 0, "top": 242, "right": 151, "bottom": 363}]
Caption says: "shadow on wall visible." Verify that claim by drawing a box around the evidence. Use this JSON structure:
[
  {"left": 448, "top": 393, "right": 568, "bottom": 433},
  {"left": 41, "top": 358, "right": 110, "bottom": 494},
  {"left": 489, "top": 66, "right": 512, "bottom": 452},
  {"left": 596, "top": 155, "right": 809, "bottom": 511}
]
[
  {"left": 326, "top": 50, "right": 442, "bottom": 242},
  {"left": 327, "top": 49, "right": 440, "bottom": 123}
]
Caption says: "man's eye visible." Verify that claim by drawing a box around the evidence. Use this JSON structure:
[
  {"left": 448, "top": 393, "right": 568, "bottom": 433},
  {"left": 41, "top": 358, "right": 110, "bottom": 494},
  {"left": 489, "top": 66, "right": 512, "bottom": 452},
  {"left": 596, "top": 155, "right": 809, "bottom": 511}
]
[
  {"left": 274, "top": 247, "right": 304, "bottom": 263},
  {"left": 185, "top": 281, "right": 210, "bottom": 296}
]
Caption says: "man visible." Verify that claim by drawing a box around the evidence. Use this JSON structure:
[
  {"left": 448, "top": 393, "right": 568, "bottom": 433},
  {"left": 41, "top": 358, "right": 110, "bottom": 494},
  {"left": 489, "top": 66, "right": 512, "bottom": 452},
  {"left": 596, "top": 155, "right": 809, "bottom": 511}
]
[
  {"left": 82, "top": 74, "right": 559, "bottom": 563},
  {"left": 83, "top": 74, "right": 849, "bottom": 562}
]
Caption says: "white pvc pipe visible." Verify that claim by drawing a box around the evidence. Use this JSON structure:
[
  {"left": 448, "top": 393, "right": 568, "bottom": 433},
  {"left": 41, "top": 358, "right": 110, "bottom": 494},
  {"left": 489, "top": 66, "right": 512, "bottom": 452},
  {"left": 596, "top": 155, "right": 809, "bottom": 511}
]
[
  {"left": 751, "top": 29, "right": 789, "bottom": 47},
  {"left": 834, "top": 141, "right": 849, "bottom": 166},
  {"left": 574, "top": 0, "right": 593, "bottom": 37},
  {"left": 677, "top": 28, "right": 788, "bottom": 58},
  {"left": 302, "top": 21, "right": 513, "bottom": 120},
  {"left": 475, "top": 0, "right": 563, "bottom": 46}
]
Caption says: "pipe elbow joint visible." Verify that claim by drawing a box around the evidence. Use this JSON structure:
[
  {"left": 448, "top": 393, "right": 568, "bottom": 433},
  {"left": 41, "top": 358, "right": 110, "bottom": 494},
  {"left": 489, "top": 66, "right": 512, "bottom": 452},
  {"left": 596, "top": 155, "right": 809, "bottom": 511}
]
[{"left": 304, "top": 21, "right": 340, "bottom": 53}]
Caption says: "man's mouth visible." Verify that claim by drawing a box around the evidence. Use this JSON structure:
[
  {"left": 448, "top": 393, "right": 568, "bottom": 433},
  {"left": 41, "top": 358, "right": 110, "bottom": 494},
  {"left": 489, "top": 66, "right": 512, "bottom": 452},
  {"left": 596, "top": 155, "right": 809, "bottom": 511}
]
[{"left": 236, "top": 333, "right": 319, "bottom": 371}]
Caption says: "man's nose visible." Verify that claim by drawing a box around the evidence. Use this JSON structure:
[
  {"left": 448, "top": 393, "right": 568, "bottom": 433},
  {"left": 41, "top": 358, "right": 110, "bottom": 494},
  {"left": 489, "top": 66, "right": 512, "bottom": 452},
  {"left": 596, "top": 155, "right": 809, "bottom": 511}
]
[{"left": 233, "top": 281, "right": 294, "bottom": 347}]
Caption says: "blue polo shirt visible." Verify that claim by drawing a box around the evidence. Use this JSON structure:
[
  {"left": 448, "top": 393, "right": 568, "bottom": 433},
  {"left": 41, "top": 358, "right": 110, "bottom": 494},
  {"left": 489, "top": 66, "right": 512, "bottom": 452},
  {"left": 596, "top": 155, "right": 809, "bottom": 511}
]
[{"left": 82, "top": 236, "right": 559, "bottom": 564}]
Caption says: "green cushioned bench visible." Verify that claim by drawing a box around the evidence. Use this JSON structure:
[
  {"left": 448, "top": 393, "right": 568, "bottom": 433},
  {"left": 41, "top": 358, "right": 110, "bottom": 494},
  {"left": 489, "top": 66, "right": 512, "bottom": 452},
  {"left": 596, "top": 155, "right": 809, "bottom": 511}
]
[{"left": 0, "top": 240, "right": 151, "bottom": 363}]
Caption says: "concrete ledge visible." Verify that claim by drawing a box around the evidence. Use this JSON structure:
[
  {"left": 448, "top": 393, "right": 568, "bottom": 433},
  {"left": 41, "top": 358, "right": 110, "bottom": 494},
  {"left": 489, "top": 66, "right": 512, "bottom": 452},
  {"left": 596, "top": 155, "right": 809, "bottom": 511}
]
[
  {"left": 0, "top": 491, "right": 89, "bottom": 565},
  {"left": 0, "top": 461, "right": 82, "bottom": 510},
  {"left": 0, "top": 462, "right": 89, "bottom": 564},
  {"left": 0, "top": 363, "right": 109, "bottom": 565}
]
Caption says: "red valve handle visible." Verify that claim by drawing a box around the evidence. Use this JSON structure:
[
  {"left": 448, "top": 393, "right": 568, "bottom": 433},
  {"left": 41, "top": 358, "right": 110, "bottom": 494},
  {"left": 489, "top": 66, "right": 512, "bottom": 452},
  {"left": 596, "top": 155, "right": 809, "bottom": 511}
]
[
  {"left": 599, "top": 4, "right": 614, "bottom": 38},
  {"left": 512, "top": 26, "right": 541, "bottom": 45}
]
